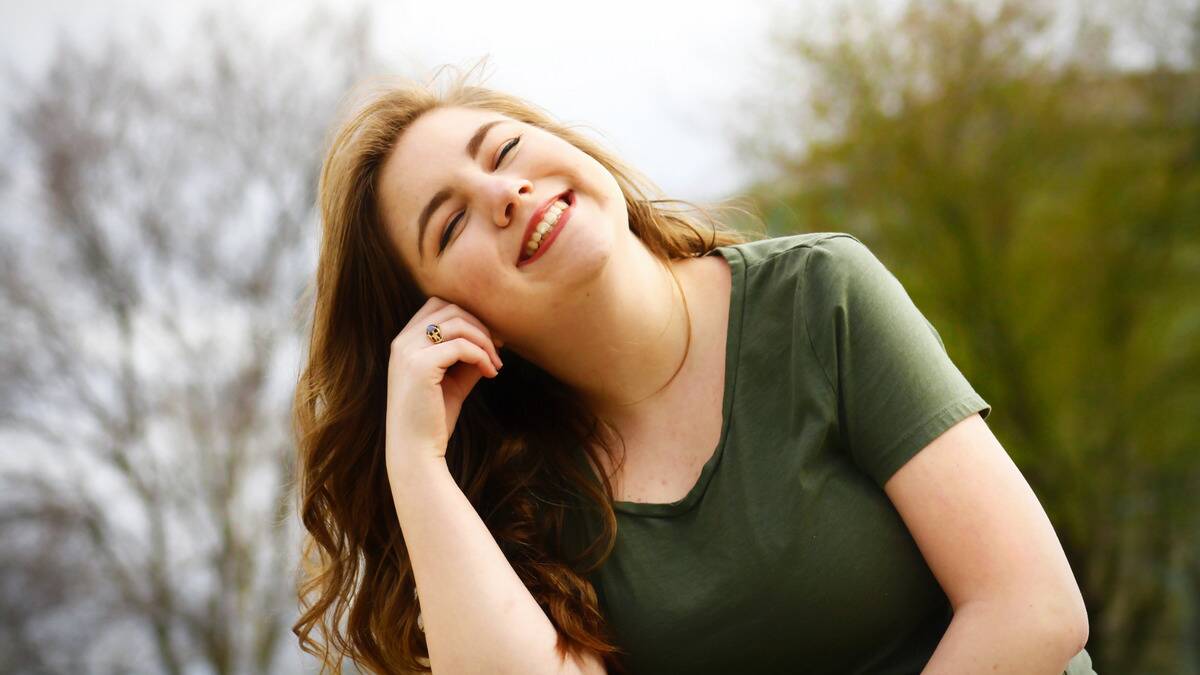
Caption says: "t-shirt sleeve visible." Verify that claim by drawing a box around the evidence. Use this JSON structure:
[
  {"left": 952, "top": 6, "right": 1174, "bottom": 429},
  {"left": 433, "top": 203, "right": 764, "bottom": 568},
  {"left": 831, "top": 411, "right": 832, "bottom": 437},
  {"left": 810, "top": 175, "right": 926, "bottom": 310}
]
[{"left": 800, "top": 234, "right": 992, "bottom": 488}]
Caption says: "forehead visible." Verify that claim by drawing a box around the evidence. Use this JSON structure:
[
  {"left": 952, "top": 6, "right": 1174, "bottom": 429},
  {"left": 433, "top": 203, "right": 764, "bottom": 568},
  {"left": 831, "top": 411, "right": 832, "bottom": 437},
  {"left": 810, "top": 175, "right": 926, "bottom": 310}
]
[{"left": 393, "top": 105, "right": 509, "bottom": 173}]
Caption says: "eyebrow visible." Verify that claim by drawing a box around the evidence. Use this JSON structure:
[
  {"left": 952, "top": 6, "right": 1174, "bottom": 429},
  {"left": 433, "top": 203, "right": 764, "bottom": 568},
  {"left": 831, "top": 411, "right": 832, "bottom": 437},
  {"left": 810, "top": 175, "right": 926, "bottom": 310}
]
[{"left": 416, "top": 119, "right": 505, "bottom": 261}]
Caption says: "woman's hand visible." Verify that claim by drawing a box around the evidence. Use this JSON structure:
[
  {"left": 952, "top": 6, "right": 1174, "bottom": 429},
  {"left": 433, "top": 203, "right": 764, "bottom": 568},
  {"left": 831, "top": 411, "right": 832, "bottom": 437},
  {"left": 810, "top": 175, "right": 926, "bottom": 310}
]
[{"left": 385, "top": 297, "right": 504, "bottom": 481}]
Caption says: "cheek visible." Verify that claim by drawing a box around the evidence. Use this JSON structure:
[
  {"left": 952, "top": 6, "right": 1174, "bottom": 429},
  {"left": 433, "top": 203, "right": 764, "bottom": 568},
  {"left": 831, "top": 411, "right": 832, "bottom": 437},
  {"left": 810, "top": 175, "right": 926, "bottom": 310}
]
[
  {"left": 451, "top": 256, "right": 516, "bottom": 320},
  {"left": 459, "top": 269, "right": 494, "bottom": 301},
  {"left": 456, "top": 281, "right": 520, "bottom": 338}
]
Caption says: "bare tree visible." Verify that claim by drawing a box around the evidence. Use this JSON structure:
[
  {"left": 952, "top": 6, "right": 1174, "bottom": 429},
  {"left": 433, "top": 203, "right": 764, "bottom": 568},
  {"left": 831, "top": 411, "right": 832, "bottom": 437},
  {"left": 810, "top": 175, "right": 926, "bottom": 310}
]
[{"left": 0, "top": 8, "right": 382, "bottom": 674}]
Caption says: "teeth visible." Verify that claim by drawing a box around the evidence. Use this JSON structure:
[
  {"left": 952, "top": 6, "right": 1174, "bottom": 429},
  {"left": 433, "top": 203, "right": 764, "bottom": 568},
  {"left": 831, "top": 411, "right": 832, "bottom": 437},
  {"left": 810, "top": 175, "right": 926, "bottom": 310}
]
[{"left": 522, "top": 198, "right": 569, "bottom": 260}]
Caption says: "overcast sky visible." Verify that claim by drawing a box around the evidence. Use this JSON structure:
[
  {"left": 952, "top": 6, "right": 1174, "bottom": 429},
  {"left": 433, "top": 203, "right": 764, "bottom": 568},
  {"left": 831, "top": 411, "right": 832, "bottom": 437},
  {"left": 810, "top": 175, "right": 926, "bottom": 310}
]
[{"left": 0, "top": 0, "right": 822, "bottom": 202}]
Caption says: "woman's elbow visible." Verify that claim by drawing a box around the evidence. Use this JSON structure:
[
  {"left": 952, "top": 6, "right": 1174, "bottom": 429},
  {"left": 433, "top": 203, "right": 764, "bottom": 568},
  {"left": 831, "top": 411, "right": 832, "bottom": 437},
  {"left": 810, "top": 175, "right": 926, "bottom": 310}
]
[{"left": 1038, "top": 589, "right": 1090, "bottom": 656}]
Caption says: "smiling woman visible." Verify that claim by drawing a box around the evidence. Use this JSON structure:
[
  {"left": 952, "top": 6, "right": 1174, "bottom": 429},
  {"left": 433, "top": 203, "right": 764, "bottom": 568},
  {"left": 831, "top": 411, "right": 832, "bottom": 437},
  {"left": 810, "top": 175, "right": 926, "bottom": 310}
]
[
  {"left": 291, "top": 63, "right": 754, "bottom": 674},
  {"left": 291, "top": 62, "right": 1094, "bottom": 675}
]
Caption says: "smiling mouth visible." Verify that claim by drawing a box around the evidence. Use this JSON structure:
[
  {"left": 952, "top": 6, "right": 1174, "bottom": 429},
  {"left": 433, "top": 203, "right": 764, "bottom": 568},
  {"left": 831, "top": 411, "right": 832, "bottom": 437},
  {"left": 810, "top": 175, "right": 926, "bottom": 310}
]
[{"left": 517, "top": 190, "right": 574, "bottom": 266}]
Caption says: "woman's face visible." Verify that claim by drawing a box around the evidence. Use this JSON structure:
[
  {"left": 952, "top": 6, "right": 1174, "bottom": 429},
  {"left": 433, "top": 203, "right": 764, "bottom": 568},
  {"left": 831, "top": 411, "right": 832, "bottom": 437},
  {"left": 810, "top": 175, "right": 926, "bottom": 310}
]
[{"left": 377, "top": 105, "right": 628, "bottom": 343}]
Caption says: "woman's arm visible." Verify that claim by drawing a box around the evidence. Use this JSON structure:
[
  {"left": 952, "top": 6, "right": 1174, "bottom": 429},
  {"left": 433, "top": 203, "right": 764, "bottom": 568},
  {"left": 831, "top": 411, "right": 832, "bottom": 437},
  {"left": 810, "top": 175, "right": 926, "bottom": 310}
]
[
  {"left": 392, "top": 456, "right": 606, "bottom": 675},
  {"left": 882, "top": 413, "right": 1089, "bottom": 674}
]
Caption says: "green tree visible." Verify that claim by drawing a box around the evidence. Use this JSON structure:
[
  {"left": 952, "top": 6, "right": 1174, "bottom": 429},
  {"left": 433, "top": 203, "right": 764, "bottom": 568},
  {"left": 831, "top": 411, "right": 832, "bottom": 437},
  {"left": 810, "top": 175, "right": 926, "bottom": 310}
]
[{"left": 738, "top": 0, "right": 1200, "bottom": 672}]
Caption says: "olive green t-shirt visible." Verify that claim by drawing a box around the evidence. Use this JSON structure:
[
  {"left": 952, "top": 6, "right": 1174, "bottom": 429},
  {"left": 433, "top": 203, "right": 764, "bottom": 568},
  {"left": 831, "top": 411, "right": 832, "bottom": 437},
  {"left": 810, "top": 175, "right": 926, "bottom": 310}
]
[{"left": 566, "top": 233, "right": 1095, "bottom": 674}]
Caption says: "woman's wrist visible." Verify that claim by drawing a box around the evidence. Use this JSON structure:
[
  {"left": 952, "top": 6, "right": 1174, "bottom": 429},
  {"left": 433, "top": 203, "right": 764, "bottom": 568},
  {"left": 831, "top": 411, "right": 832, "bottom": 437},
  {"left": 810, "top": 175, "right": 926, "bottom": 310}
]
[{"left": 388, "top": 452, "right": 449, "bottom": 492}]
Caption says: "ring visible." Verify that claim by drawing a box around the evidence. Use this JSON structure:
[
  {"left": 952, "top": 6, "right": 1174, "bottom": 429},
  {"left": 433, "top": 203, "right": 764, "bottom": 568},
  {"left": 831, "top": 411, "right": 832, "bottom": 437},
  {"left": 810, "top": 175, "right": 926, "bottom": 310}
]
[{"left": 425, "top": 323, "right": 443, "bottom": 344}]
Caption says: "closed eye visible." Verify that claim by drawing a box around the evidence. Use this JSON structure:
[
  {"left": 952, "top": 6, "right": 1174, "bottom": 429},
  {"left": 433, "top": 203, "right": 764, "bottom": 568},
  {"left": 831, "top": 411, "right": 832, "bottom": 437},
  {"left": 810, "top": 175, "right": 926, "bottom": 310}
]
[
  {"left": 495, "top": 136, "right": 520, "bottom": 168},
  {"left": 438, "top": 135, "right": 522, "bottom": 254}
]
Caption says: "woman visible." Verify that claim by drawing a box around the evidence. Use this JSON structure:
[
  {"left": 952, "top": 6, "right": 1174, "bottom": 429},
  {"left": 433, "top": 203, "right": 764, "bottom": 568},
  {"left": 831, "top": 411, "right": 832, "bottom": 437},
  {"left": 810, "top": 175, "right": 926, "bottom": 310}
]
[{"left": 292, "top": 67, "right": 1096, "bottom": 675}]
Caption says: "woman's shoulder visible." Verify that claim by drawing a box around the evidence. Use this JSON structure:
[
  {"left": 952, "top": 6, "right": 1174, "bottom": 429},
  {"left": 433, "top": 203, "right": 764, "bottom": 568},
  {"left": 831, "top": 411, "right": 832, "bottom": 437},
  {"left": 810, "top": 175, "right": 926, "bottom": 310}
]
[{"left": 715, "top": 231, "right": 865, "bottom": 268}]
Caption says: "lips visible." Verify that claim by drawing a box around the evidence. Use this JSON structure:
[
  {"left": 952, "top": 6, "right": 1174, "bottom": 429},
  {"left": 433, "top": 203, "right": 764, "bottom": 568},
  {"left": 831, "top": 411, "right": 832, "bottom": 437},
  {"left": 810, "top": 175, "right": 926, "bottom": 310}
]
[{"left": 516, "top": 190, "right": 573, "bottom": 266}]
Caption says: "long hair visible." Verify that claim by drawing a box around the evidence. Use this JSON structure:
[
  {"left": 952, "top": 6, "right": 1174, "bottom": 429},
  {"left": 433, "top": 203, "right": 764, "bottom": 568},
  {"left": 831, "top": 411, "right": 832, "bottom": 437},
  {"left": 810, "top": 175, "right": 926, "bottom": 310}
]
[{"left": 292, "top": 62, "right": 764, "bottom": 674}]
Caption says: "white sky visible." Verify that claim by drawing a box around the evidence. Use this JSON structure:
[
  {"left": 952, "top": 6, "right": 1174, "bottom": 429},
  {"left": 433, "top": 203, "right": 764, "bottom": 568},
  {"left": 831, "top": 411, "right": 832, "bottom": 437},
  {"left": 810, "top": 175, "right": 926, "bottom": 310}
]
[
  {"left": 0, "top": 0, "right": 820, "bottom": 202},
  {"left": 1, "top": 0, "right": 1175, "bottom": 202}
]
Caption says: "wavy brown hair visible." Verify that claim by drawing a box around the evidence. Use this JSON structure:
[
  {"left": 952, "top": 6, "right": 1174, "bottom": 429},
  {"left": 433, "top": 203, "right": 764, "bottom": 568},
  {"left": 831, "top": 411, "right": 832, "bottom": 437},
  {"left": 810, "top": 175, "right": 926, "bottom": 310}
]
[{"left": 291, "top": 62, "right": 764, "bottom": 674}]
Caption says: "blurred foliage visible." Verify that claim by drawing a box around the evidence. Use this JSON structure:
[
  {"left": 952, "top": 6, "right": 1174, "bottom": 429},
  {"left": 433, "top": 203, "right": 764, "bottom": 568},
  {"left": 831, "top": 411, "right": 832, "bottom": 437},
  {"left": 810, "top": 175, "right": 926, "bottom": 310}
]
[{"left": 736, "top": 0, "right": 1200, "bottom": 672}]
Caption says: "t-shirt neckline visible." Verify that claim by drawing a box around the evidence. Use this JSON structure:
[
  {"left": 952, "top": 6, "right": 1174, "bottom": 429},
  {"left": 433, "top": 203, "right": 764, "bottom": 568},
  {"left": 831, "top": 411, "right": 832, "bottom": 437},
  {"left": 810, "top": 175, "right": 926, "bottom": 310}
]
[{"left": 609, "top": 244, "right": 747, "bottom": 517}]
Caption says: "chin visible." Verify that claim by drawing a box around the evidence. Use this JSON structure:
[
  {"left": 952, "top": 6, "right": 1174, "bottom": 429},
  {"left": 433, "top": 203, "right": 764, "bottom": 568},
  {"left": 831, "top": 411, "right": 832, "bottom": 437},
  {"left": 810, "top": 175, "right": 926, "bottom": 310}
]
[
  {"left": 526, "top": 220, "right": 612, "bottom": 282},
  {"left": 555, "top": 241, "right": 610, "bottom": 289}
]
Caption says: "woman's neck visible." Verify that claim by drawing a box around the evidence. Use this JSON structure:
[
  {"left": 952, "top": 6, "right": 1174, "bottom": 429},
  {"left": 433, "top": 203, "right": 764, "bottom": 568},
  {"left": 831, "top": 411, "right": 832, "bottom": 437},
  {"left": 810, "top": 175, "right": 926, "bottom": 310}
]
[{"left": 515, "top": 234, "right": 695, "bottom": 428}]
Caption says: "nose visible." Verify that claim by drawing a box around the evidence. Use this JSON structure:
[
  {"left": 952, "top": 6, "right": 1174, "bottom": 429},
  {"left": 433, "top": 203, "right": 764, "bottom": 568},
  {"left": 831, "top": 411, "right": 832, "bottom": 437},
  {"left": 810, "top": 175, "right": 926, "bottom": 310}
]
[{"left": 491, "top": 176, "right": 533, "bottom": 229}]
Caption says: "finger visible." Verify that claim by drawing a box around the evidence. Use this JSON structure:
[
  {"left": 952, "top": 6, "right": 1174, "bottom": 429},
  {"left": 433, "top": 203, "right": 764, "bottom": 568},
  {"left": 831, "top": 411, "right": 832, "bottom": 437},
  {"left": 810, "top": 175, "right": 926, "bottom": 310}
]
[
  {"left": 425, "top": 304, "right": 502, "bottom": 353},
  {"left": 424, "top": 337, "right": 499, "bottom": 379},
  {"left": 406, "top": 296, "right": 455, "bottom": 331},
  {"left": 394, "top": 297, "right": 452, "bottom": 348},
  {"left": 404, "top": 302, "right": 505, "bottom": 370},
  {"left": 408, "top": 312, "right": 503, "bottom": 371},
  {"left": 428, "top": 303, "right": 495, "bottom": 343},
  {"left": 434, "top": 317, "right": 503, "bottom": 371}
]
